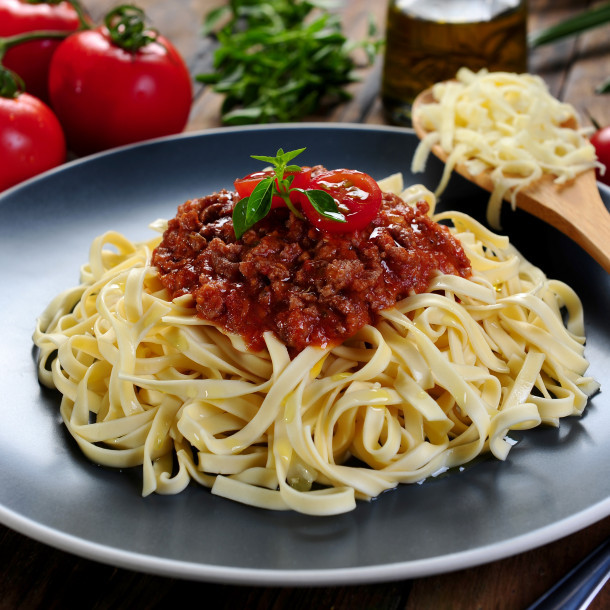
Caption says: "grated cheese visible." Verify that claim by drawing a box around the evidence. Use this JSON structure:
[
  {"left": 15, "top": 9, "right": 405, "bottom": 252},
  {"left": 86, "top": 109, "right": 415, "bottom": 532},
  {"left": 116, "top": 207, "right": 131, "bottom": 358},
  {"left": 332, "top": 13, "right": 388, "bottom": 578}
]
[{"left": 411, "top": 67, "right": 604, "bottom": 227}]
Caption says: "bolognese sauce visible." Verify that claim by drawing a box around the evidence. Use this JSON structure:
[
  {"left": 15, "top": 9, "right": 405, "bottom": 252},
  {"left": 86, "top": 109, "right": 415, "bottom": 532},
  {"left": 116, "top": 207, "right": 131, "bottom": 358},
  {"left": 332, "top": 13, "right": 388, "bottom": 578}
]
[{"left": 152, "top": 184, "right": 471, "bottom": 353}]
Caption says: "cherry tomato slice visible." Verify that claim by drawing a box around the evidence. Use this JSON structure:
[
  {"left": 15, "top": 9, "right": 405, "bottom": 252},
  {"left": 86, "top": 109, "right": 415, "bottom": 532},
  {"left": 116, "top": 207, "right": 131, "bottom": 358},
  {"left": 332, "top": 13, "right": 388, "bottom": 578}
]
[
  {"left": 299, "top": 169, "right": 382, "bottom": 232},
  {"left": 234, "top": 167, "right": 312, "bottom": 208}
]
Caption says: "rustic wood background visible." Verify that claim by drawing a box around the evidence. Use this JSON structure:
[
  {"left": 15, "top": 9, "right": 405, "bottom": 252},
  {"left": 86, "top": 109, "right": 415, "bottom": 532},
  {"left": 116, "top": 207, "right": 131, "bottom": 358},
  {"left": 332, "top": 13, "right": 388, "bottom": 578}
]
[
  {"left": 85, "top": 0, "right": 610, "bottom": 132},
  {"left": 1, "top": 1, "right": 609, "bottom": 608}
]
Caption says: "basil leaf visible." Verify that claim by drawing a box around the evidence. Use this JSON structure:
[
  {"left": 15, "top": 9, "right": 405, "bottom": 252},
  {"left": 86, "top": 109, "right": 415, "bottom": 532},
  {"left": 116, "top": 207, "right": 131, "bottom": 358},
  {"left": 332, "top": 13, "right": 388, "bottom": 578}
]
[
  {"left": 246, "top": 177, "right": 274, "bottom": 227},
  {"left": 232, "top": 196, "right": 249, "bottom": 240},
  {"left": 252, "top": 148, "right": 305, "bottom": 166},
  {"left": 232, "top": 178, "right": 275, "bottom": 240},
  {"left": 305, "top": 190, "right": 347, "bottom": 222},
  {"left": 279, "top": 148, "right": 306, "bottom": 164},
  {"left": 250, "top": 154, "right": 279, "bottom": 164}
]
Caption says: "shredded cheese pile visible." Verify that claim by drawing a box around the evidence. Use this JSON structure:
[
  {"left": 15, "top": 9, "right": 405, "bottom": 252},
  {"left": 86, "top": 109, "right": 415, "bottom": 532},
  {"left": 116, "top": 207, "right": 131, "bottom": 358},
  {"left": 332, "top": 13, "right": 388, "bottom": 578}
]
[{"left": 412, "top": 67, "right": 603, "bottom": 227}]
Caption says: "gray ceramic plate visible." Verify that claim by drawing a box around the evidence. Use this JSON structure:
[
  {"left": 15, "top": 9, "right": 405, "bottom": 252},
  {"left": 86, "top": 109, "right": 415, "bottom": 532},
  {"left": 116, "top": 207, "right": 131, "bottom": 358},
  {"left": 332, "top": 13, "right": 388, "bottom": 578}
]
[{"left": 0, "top": 124, "right": 608, "bottom": 586}]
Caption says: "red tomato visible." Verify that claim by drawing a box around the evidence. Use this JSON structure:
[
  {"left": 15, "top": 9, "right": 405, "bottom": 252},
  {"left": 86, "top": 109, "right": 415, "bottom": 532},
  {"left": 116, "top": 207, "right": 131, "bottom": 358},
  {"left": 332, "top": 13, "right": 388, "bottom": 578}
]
[
  {"left": 298, "top": 169, "right": 382, "bottom": 232},
  {"left": 591, "top": 126, "right": 610, "bottom": 187},
  {"left": 0, "top": 91, "right": 66, "bottom": 191},
  {"left": 48, "top": 26, "right": 192, "bottom": 155},
  {"left": 0, "top": 0, "right": 81, "bottom": 103},
  {"left": 234, "top": 167, "right": 312, "bottom": 208}
]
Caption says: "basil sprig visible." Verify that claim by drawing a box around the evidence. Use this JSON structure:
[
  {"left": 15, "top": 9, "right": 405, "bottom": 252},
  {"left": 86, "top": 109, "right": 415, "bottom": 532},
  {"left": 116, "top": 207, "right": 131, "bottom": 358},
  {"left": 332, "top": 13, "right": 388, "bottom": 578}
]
[{"left": 232, "top": 148, "right": 345, "bottom": 239}]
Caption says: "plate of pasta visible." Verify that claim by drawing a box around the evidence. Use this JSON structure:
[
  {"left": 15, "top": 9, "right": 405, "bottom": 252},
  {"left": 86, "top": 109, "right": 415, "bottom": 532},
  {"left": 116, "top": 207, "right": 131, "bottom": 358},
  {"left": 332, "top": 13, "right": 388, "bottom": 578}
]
[{"left": 0, "top": 124, "right": 608, "bottom": 585}]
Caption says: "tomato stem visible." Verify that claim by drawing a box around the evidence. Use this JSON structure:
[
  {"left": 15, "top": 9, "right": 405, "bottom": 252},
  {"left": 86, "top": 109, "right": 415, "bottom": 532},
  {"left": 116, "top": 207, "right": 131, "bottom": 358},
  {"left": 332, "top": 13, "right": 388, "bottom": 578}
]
[
  {"left": 0, "top": 30, "right": 74, "bottom": 63},
  {"left": 64, "top": 0, "right": 91, "bottom": 30},
  {"left": 278, "top": 189, "right": 305, "bottom": 219},
  {"left": 0, "top": 66, "right": 24, "bottom": 99},
  {"left": 104, "top": 5, "right": 158, "bottom": 52},
  {"left": 0, "top": 0, "right": 90, "bottom": 62}
]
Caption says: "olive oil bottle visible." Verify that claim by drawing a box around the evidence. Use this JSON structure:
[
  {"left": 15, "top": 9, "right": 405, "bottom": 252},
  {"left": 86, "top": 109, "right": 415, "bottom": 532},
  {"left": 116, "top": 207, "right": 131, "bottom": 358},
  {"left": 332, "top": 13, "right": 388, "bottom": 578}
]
[{"left": 382, "top": 0, "right": 528, "bottom": 125}]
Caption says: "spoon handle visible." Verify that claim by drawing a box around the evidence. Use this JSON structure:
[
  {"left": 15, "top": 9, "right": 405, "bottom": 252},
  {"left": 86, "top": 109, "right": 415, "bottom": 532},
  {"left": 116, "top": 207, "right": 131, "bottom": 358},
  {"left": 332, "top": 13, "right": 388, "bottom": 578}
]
[
  {"left": 517, "top": 171, "right": 610, "bottom": 274},
  {"left": 526, "top": 537, "right": 610, "bottom": 610}
]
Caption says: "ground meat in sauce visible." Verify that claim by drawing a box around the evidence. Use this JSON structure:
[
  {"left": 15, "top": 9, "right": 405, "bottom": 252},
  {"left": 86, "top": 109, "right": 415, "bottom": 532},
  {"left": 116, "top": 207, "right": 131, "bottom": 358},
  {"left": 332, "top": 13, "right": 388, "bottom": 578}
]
[{"left": 152, "top": 188, "right": 472, "bottom": 354}]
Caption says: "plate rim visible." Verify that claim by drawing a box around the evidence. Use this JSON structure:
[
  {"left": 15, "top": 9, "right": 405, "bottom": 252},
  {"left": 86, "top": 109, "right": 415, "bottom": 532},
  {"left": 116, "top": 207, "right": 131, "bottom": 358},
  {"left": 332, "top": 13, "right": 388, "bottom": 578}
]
[
  {"left": 1, "top": 123, "right": 608, "bottom": 586},
  {"left": 1, "top": 498, "right": 609, "bottom": 585},
  {"left": 0, "top": 121, "right": 417, "bottom": 200}
]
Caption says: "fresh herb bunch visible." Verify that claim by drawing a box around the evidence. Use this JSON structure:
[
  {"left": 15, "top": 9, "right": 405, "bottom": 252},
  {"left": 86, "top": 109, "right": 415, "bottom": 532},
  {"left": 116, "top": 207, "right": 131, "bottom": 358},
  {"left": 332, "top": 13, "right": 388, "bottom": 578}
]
[
  {"left": 232, "top": 148, "right": 344, "bottom": 239},
  {"left": 197, "top": 0, "right": 382, "bottom": 125}
]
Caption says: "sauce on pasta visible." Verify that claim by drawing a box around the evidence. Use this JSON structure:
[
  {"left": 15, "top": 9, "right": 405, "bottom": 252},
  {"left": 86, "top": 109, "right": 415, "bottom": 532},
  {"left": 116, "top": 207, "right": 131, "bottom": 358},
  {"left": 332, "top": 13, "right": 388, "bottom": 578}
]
[
  {"left": 33, "top": 168, "right": 599, "bottom": 515},
  {"left": 152, "top": 187, "right": 471, "bottom": 353}
]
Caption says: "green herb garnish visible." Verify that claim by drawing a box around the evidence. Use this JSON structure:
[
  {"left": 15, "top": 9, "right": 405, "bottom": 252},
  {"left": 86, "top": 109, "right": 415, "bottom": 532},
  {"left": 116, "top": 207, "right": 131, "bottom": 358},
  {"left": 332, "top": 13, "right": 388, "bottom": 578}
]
[
  {"left": 528, "top": 2, "right": 610, "bottom": 48},
  {"left": 232, "top": 147, "right": 344, "bottom": 239},
  {"left": 197, "top": 0, "right": 382, "bottom": 125},
  {"left": 527, "top": 2, "right": 610, "bottom": 95}
]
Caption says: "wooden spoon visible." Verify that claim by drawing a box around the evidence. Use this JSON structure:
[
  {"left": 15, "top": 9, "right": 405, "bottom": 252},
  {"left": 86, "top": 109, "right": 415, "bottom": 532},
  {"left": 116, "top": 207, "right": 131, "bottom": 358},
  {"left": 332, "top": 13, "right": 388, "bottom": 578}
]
[{"left": 412, "top": 87, "right": 610, "bottom": 274}]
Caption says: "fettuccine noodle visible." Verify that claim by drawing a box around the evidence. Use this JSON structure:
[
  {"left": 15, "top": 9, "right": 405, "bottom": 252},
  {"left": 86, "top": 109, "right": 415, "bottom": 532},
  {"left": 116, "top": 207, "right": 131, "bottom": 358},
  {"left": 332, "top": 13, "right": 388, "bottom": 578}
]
[{"left": 33, "top": 179, "right": 599, "bottom": 515}]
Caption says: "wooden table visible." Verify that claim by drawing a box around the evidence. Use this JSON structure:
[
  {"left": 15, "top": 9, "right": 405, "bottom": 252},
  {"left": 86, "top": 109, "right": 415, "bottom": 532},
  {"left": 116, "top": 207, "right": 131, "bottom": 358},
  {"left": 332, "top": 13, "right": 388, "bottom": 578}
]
[{"left": 1, "top": 1, "right": 609, "bottom": 608}]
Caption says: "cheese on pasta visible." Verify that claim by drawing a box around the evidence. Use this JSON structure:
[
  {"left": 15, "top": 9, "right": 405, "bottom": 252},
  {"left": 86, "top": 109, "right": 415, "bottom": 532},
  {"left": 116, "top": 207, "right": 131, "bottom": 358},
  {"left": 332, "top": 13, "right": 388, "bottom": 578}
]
[
  {"left": 412, "top": 67, "right": 604, "bottom": 227},
  {"left": 33, "top": 178, "right": 599, "bottom": 515}
]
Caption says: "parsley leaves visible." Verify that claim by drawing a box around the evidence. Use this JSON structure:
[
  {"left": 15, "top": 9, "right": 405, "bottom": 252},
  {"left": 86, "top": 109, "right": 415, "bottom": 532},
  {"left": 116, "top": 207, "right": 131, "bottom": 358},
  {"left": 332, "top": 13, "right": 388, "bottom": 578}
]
[{"left": 198, "top": 0, "right": 382, "bottom": 125}]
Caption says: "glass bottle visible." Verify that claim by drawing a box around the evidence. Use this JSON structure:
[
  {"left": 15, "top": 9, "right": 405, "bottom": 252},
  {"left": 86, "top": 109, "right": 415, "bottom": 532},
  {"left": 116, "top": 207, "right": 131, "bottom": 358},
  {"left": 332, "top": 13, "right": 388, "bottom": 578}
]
[{"left": 381, "top": 0, "right": 528, "bottom": 126}]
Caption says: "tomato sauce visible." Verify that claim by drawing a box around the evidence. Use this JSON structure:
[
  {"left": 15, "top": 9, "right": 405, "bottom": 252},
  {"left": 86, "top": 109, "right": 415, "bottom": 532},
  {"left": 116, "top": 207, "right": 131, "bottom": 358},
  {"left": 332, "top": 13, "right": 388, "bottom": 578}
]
[{"left": 152, "top": 189, "right": 471, "bottom": 353}]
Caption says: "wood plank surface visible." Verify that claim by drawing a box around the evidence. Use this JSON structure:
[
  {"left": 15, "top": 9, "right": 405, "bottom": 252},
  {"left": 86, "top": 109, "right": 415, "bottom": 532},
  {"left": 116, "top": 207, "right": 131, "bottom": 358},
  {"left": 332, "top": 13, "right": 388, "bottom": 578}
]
[
  {"left": 1, "top": 517, "right": 609, "bottom": 609},
  {"left": 84, "top": 0, "right": 610, "bottom": 130},
  {"left": 1, "top": 1, "right": 609, "bottom": 608}
]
